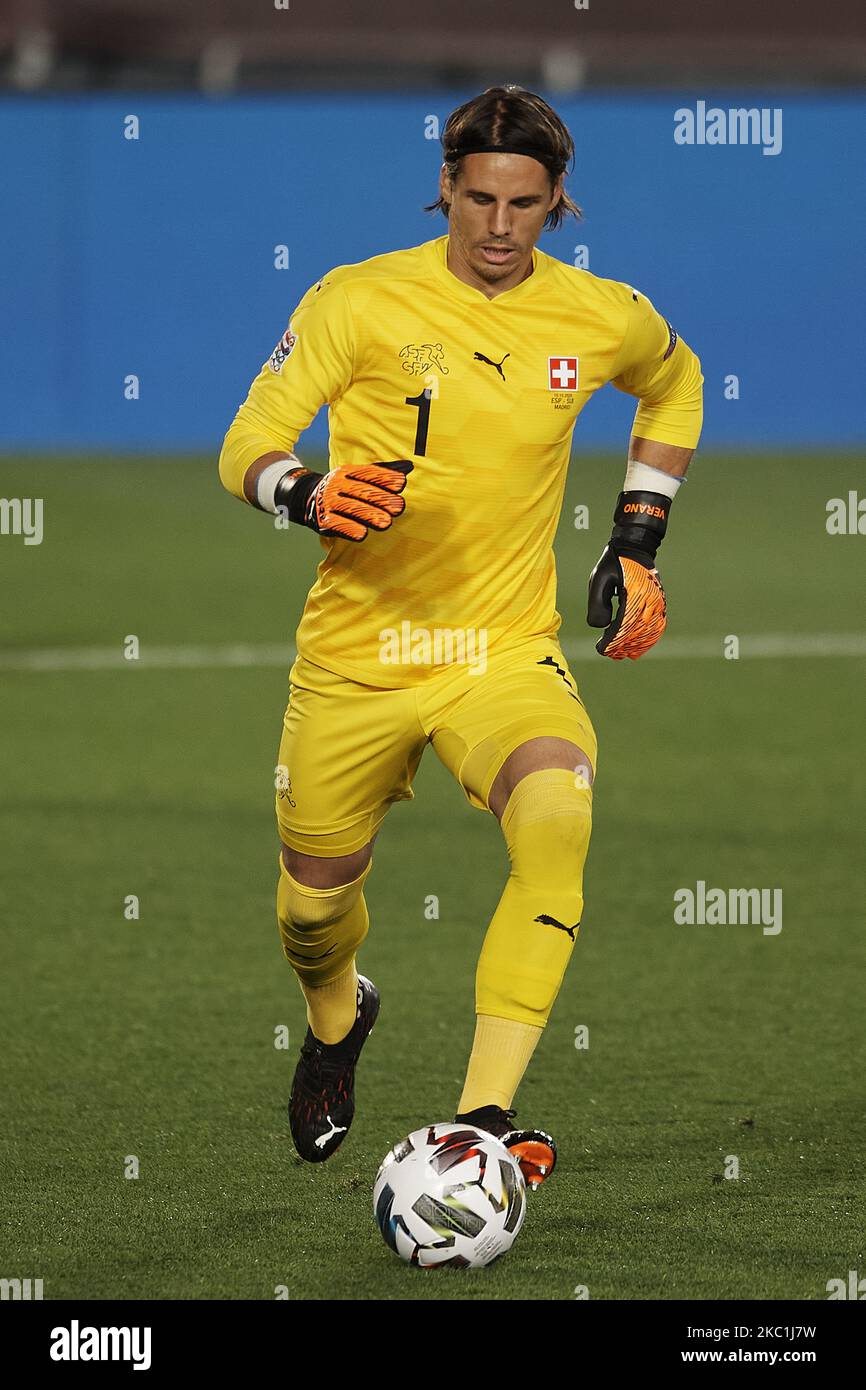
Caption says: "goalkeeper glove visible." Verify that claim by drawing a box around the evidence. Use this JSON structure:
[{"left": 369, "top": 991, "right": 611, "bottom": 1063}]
[
  {"left": 274, "top": 460, "right": 413, "bottom": 542},
  {"left": 587, "top": 490, "right": 671, "bottom": 660}
]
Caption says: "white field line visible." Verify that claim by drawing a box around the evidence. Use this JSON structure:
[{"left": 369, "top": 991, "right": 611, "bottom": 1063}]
[{"left": 0, "top": 633, "right": 865, "bottom": 674}]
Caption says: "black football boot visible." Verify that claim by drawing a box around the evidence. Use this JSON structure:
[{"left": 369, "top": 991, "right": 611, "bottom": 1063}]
[
  {"left": 289, "top": 975, "right": 380, "bottom": 1162},
  {"left": 454, "top": 1104, "right": 558, "bottom": 1190}
]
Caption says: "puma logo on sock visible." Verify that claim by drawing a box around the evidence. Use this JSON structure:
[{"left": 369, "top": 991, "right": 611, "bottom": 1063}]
[{"left": 535, "top": 912, "right": 579, "bottom": 941}]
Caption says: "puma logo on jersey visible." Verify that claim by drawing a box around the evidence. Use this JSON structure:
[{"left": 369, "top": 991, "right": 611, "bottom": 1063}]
[
  {"left": 535, "top": 913, "right": 579, "bottom": 941},
  {"left": 315, "top": 1117, "right": 348, "bottom": 1150},
  {"left": 536, "top": 654, "right": 579, "bottom": 702},
  {"left": 474, "top": 351, "right": 510, "bottom": 381}
]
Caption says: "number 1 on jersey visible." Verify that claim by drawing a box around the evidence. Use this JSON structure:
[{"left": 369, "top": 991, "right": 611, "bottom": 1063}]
[{"left": 405, "top": 388, "right": 431, "bottom": 457}]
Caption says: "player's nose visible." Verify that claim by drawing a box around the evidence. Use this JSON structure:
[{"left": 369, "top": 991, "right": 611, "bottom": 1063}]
[{"left": 488, "top": 202, "right": 512, "bottom": 237}]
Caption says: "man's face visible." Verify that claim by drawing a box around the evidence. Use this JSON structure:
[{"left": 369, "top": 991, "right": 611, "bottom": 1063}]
[{"left": 440, "top": 152, "right": 562, "bottom": 294}]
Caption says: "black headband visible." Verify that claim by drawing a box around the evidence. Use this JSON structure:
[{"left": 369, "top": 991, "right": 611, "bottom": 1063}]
[{"left": 446, "top": 141, "right": 563, "bottom": 172}]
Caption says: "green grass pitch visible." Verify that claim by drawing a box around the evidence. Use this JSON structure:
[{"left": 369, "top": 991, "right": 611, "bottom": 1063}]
[{"left": 0, "top": 451, "right": 863, "bottom": 1300}]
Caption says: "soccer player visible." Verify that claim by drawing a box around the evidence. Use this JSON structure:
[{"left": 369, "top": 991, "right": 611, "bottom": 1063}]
[{"left": 219, "top": 86, "right": 702, "bottom": 1187}]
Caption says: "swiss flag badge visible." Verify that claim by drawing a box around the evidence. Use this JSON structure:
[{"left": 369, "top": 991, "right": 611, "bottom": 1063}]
[{"left": 548, "top": 356, "right": 579, "bottom": 391}]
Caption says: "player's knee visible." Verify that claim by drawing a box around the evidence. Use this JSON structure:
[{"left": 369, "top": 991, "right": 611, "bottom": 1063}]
[
  {"left": 276, "top": 856, "right": 372, "bottom": 978},
  {"left": 501, "top": 767, "right": 592, "bottom": 878},
  {"left": 277, "top": 857, "right": 370, "bottom": 931}
]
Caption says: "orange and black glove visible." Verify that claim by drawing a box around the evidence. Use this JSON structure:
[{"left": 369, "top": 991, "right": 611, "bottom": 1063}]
[
  {"left": 587, "top": 491, "right": 670, "bottom": 659},
  {"left": 275, "top": 460, "right": 413, "bottom": 542}
]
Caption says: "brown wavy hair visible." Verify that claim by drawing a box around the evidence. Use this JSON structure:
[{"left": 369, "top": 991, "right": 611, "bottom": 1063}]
[{"left": 426, "top": 85, "right": 582, "bottom": 229}]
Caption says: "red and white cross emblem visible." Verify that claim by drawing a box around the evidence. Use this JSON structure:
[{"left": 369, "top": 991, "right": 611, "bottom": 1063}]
[{"left": 548, "top": 356, "right": 579, "bottom": 391}]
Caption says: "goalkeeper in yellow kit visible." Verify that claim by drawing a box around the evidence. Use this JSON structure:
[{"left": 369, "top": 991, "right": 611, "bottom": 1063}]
[{"left": 219, "top": 86, "right": 703, "bottom": 1186}]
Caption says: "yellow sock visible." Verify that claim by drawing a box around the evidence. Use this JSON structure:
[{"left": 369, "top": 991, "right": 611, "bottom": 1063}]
[
  {"left": 276, "top": 855, "right": 372, "bottom": 1044},
  {"left": 476, "top": 768, "right": 591, "bottom": 1027},
  {"left": 457, "top": 767, "right": 592, "bottom": 1112},
  {"left": 457, "top": 1014, "right": 544, "bottom": 1112},
  {"left": 299, "top": 960, "right": 360, "bottom": 1045}
]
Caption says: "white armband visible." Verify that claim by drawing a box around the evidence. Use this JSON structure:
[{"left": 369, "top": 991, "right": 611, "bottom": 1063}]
[
  {"left": 255, "top": 455, "right": 303, "bottom": 514},
  {"left": 624, "top": 459, "right": 684, "bottom": 500}
]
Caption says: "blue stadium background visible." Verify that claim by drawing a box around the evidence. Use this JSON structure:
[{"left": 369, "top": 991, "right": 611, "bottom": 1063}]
[{"left": 3, "top": 93, "right": 863, "bottom": 452}]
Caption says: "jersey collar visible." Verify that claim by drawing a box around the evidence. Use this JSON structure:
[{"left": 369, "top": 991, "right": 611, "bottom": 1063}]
[{"left": 425, "top": 234, "right": 549, "bottom": 306}]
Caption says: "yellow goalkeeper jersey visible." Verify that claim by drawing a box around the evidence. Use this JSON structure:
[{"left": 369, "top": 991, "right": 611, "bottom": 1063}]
[{"left": 219, "top": 234, "right": 703, "bottom": 686}]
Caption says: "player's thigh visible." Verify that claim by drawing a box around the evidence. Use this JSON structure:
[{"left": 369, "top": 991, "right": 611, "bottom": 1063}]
[
  {"left": 430, "top": 637, "right": 597, "bottom": 813},
  {"left": 275, "top": 655, "right": 426, "bottom": 858}
]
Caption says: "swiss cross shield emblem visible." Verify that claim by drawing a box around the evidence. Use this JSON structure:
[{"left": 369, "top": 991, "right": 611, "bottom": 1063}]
[{"left": 548, "top": 357, "right": 579, "bottom": 391}]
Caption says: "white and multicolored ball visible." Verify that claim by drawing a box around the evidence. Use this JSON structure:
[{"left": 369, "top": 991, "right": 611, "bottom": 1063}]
[{"left": 373, "top": 1122, "right": 526, "bottom": 1268}]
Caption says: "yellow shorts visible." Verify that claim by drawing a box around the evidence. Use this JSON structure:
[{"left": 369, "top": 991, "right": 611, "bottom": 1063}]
[{"left": 275, "top": 635, "right": 597, "bottom": 857}]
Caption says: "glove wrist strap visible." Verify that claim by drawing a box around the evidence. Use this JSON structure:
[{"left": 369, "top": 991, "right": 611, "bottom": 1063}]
[
  {"left": 610, "top": 489, "right": 672, "bottom": 562},
  {"left": 273, "top": 469, "right": 323, "bottom": 527}
]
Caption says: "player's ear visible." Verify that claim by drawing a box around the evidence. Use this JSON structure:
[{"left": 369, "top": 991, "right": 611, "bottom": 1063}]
[
  {"left": 548, "top": 174, "right": 564, "bottom": 214},
  {"left": 438, "top": 162, "right": 453, "bottom": 205}
]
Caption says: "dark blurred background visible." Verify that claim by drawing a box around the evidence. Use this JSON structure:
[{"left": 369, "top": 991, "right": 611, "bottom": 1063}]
[{"left": 3, "top": 0, "right": 866, "bottom": 92}]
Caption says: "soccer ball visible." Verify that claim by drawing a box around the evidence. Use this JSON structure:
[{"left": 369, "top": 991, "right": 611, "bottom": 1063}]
[{"left": 373, "top": 1122, "right": 527, "bottom": 1268}]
